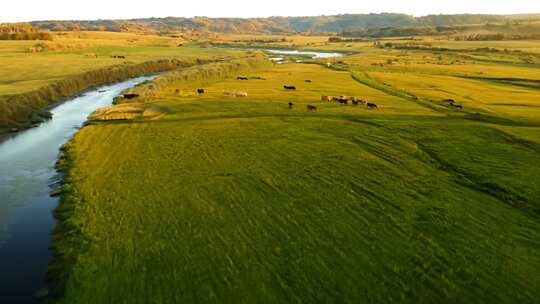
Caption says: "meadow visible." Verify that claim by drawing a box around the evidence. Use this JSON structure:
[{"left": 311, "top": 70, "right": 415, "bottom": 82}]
[{"left": 49, "top": 35, "right": 540, "bottom": 303}]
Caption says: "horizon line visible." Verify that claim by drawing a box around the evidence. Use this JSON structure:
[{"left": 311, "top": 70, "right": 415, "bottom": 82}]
[{"left": 3, "top": 12, "right": 540, "bottom": 24}]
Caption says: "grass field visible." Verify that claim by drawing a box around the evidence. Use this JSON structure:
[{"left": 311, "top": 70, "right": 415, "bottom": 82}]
[
  {"left": 0, "top": 31, "right": 244, "bottom": 134},
  {"left": 0, "top": 31, "right": 241, "bottom": 96},
  {"left": 50, "top": 37, "right": 540, "bottom": 304}
]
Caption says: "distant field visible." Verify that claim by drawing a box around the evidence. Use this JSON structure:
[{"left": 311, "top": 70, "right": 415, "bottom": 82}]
[
  {"left": 53, "top": 46, "right": 540, "bottom": 303},
  {"left": 0, "top": 32, "right": 241, "bottom": 96}
]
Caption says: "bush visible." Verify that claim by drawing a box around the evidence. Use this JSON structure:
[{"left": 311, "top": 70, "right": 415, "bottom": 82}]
[{"left": 0, "top": 23, "right": 53, "bottom": 40}]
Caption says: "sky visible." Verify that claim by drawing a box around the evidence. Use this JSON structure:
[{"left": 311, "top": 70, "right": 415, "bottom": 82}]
[{"left": 2, "top": 0, "right": 540, "bottom": 22}]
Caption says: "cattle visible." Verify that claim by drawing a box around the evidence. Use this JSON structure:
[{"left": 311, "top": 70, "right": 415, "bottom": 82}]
[
  {"left": 447, "top": 100, "right": 463, "bottom": 109},
  {"left": 305, "top": 80, "right": 312, "bottom": 83},
  {"left": 175, "top": 89, "right": 180, "bottom": 94},
  {"left": 224, "top": 91, "right": 248, "bottom": 97},
  {"left": 338, "top": 98, "right": 348, "bottom": 105},
  {"left": 367, "top": 103, "right": 378, "bottom": 109},
  {"left": 85, "top": 53, "right": 98, "bottom": 58},
  {"left": 307, "top": 105, "right": 317, "bottom": 112},
  {"left": 237, "top": 76, "right": 249, "bottom": 80},
  {"left": 123, "top": 93, "right": 140, "bottom": 100},
  {"left": 352, "top": 100, "right": 359, "bottom": 105},
  {"left": 288, "top": 102, "right": 294, "bottom": 109},
  {"left": 283, "top": 85, "right": 296, "bottom": 90},
  {"left": 321, "top": 95, "right": 331, "bottom": 102},
  {"left": 197, "top": 88, "right": 205, "bottom": 94}
]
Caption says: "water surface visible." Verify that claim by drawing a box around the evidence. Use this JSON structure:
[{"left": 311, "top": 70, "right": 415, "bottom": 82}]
[
  {"left": 265, "top": 49, "right": 344, "bottom": 59},
  {"left": 0, "top": 76, "right": 153, "bottom": 303}
]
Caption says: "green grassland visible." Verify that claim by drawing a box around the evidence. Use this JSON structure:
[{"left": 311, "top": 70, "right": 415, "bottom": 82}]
[{"left": 51, "top": 37, "right": 540, "bottom": 304}]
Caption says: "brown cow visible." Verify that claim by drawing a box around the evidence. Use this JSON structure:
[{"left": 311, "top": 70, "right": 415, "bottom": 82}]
[
  {"left": 321, "top": 95, "right": 331, "bottom": 102},
  {"left": 367, "top": 103, "right": 378, "bottom": 109},
  {"left": 307, "top": 105, "right": 317, "bottom": 112}
]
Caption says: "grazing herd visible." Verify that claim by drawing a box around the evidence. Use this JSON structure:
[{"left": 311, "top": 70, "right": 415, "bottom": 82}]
[
  {"left": 321, "top": 95, "right": 378, "bottom": 109},
  {"left": 151, "top": 75, "right": 385, "bottom": 113}
]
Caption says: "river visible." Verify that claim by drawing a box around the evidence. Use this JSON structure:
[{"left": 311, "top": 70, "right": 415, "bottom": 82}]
[{"left": 0, "top": 76, "right": 154, "bottom": 303}]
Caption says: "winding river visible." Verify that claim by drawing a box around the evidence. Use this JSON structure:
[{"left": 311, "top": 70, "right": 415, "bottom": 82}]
[
  {"left": 0, "top": 76, "right": 154, "bottom": 303},
  {"left": 265, "top": 49, "right": 344, "bottom": 59}
]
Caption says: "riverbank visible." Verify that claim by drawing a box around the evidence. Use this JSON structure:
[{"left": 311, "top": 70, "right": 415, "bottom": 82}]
[
  {"left": 0, "top": 76, "right": 155, "bottom": 304},
  {"left": 0, "top": 58, "right": 211, "bottom": 138}
]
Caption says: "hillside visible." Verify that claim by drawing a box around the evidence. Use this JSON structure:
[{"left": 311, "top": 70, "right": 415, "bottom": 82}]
[
  {"left": 28, "top": 13, "right": 532, "bottom": 34},
  {"left": 341, "top": 21, "right": 540, "bottom": 39}
]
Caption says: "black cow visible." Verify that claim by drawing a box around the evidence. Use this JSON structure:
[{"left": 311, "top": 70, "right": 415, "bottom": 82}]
[
  {"left": 288, "top": 102, "right": 294, "bottom": 109},
  {"left": 237, "top": 76, "right": 249, "bottom": 80},
  {"left": 197, "top": 88, "right": 205, "bottom": 94},
  {"left": 307, "top": 105, "right": 317, "bottom": 112},
  {"left": 123, "top": 93, "right": 139, "bottom": 100},
  {"left": 284, "top": 85, "right": 296, "bottom": 90}
]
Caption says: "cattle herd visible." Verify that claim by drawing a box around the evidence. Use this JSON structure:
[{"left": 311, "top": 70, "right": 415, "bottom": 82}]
[
  {"left": 321, "top": 95, "right": 378, "bottom": 109},
  {"left": 163, "top": 77, "right": 382, "bottom": 114}
]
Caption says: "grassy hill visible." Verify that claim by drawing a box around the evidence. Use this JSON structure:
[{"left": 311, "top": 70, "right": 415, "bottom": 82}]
[{"left": 29, "top": 13, "right": 528, "bottom": 34}]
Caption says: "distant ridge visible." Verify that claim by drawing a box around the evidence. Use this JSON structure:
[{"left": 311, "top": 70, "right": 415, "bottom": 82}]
[{"left": 29, "top": 13, "right": 540, "bottom": 34}]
